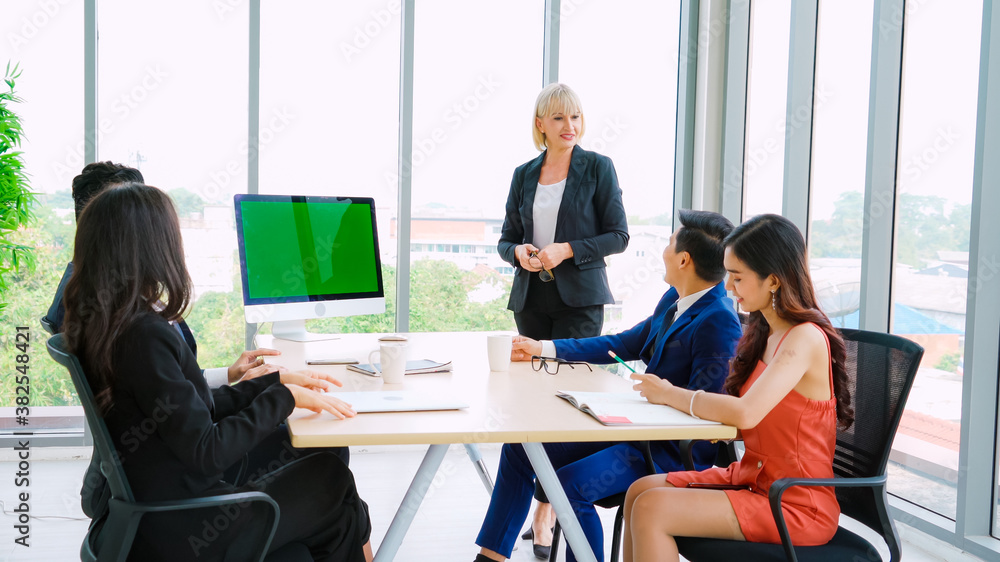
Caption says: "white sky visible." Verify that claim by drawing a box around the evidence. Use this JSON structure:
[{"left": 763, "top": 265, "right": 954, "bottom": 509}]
[{"left": 0, "top": 0, "right": 983, "bottom": 222}]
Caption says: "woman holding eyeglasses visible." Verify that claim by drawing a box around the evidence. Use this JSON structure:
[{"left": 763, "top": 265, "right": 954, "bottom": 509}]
[
  {"left": 498, "top": 82, "right": 629, "bottom": 345},
  {"left": 477, "top": 84, "right": 628, "bottom": 562}
]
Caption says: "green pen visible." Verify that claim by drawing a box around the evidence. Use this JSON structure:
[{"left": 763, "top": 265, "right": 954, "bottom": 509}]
[{"left": 607, "top": 350, "right": 637, "bottom": 373}]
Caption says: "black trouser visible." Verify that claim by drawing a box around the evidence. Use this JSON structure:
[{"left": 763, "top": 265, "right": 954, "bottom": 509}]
[
  {"left": 514, "top": 274, "right": 604, "bottom": 341},
  {"left": 130, "top": 452, "right": 371, "bottom": 562},
  {"left": 514, "top": 274, "right": 604, "bottom": 504}
]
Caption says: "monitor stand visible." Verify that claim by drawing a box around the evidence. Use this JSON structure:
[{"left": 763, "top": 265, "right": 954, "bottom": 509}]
[{"left": 271, "top": 319, "right": 341, "bottom": 342}]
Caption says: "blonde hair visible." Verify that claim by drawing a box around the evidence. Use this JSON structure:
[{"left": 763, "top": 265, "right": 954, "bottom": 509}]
[{"left": 532, "top": 83, "right": 586, "bottom": 151}]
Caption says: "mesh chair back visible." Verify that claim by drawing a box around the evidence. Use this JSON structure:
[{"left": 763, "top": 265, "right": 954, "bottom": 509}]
[
  {"left": 46, "top": 334, "right": 136, "bottom": 503},
  {"left": 833, "top": 329, "right": 923, "bottom": 526}
]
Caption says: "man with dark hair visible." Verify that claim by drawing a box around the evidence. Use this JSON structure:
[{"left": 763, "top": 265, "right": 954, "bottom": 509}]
[
  {"left": 71, "top": 161, "right": 145, "bottom": 219},
  {"left": 475, "top": 209, "right": 743, "bottom": 562}
]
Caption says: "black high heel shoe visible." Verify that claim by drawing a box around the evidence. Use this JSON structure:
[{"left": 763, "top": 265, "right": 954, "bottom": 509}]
[{"left": 521, "top": 526, "right": 555, "bottom": 560}]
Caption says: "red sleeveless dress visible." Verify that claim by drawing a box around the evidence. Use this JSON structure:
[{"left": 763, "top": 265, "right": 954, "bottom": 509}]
[{"left": 666, "top": 323, "right": 840, "bottom": 546}]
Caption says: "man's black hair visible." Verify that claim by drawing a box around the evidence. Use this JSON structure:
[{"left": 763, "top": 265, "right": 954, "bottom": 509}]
[{"left": 675, "top": 209, "right": 735, "bottom": 283}]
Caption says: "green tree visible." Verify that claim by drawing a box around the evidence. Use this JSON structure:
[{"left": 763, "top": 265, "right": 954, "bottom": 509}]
[
  {"left": 0, "top": 62, "right": 35, "bottom": 306},
  {"left": 0, "top": 202, "right": 77, "bottom": 407}
]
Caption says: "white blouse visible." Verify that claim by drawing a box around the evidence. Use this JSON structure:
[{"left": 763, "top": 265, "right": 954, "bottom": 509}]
[{"left": 531, "top": 178, "right": 567, "bottom": 249}]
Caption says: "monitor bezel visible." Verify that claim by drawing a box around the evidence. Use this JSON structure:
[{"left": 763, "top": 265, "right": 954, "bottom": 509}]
[{"left": 234, "top": 194, "right": 385, "bottom": 308}]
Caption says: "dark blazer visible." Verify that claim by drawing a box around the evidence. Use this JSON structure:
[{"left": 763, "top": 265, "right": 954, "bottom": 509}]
[
  {"left": 554, "top": 282, "right": 742, "bottom": 471},
  {"left": 498, "top": 145, "right": 629, "bottom": 312},
  {"left": 50, "top": 263, "right": 203, "bottom": 518},
  {"left": 97, "top": 313, "right": 294, "bottom": 502}
]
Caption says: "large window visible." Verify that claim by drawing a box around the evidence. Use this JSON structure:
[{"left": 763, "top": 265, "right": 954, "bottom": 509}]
[
  {"left": 259, "top": 0, "right": 400, "bottom": 335},
  {"left": 888, "top": 0, "right": 982, "bottom": 520},
  {"left": 98, "top": 0, "right": 249, "bottom": 369},
  {"left": 407, "top": 0, "right": 541, "bottom": 332},
  {"left": 560, "top": 0, "right": 681, "bottom": 333},
  {"left": 742, "top": 0, "right": 791, "bottom": 218},
  {"left": 0, "top": 2, "right": 84, "bottom": 416},
  {"left": 807, "top": 0, "right": 874, "bottom": 328}
]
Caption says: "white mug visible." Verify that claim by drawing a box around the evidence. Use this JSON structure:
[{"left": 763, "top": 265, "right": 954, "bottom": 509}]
[
  {"left": 369, "top": 342, "right": 409, "bottom": 384},
  {"left": 487, "top": 334, "right": 513, "bottom": 372}
]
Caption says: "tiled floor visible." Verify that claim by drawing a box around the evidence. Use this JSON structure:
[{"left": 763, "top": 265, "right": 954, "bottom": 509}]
[{"left": 0, "top": 445, "right": 987, "bottom": 561}]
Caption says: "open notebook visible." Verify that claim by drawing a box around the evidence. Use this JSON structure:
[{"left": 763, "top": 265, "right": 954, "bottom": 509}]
[
  {"left": 330, "top": 390, "right": 468, "bottom": 413},
  {"left": 556, "top": 390, "right": 723, "bottom": 426}
]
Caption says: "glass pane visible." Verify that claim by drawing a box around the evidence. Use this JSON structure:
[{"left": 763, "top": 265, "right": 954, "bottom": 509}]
[
  {"left": 407, "top": 0, "right": 541, "bottom": 332},
  {"left": 888, "top": 0, "right": 982, "bottom": 521},
  {"left": 808, "top": 0, "right": 873, "bottom": 328},
  {"left": 743, "top": 0, "right": 791, "bottom": 218},
  {"left": 561, "top": 0, "right": 681, "bottom": 335},
  {"left": 259, "top": 0, "right": 400, "bottom": 335},
  {"left": 98, "top": 0, "right": 249, "bottom": 369},
  {"left": 0, "top": 2, "right": 85, "bottom": 416}
]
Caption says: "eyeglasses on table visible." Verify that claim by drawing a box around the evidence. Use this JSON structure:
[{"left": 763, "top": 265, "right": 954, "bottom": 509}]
[{"left": 530, "top": 355, "right": 593, "bottom": 375}]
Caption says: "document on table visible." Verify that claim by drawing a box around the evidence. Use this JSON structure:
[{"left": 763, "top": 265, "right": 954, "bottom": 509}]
[{"left": 556, "top": 390, "right": 722, "bottom": 426}]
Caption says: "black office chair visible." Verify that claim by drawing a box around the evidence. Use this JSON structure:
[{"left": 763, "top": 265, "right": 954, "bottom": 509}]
[
  {"left": 675, "top": 328, "right": 924, "bottom": 562},
  {"left": 47, "top": 334, "right": 310, "bottom": 562},
  {"left": 546, "top": 441, "right": 656, "bottom": 562},
  {"left": 40, "top": 316, "right": 56, "bottom": 335}
]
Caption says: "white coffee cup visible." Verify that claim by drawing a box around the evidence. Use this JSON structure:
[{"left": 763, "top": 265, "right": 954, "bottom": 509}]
[
  {"left": 369, "top": 341, "right": 409, "bottom": 384},
  {"left": 487, "top": 334, "right": 513, "bottom": 372}
]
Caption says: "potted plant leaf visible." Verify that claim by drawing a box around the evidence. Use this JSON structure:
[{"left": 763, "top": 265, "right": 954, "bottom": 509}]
[{"left": 0, "top": 61, "right": 35, "bottom": 310}]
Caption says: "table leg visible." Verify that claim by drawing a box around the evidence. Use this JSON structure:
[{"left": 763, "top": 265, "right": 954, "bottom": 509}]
[
  {"left": 523, "top": 442, "right": 599, "bottom": 562},
  {"left": 463, "top": 444, "right": 495, "bottom": 495},
  {"left": 373, "top": 444, "right": 449, "bottom": 562}
]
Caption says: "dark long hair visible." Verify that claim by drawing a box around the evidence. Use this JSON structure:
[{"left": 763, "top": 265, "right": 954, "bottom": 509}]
[
  {"left": 63, "top": 183, "right": 192, "bottom": 415},
  {"left": 723, "top": 214, "right": 854, "bottom": 428}
]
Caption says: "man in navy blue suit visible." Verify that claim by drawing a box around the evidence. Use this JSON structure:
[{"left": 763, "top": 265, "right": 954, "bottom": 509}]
[{"left": 474, "top": 209, "right": 742, "bottom": 562}]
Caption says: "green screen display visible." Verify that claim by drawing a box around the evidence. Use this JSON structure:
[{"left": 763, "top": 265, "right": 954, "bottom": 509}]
[{"left": 237, "top": 198, "right": 382, "bottom": 302}]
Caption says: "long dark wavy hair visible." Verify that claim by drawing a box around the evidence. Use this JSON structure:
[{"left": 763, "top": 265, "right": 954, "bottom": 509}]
[
  {"left": 723, "top": 214, "right": 854, "bottom": 428},
  {"left": 63, "top": 183, "right": 192, "bottom": 415}
]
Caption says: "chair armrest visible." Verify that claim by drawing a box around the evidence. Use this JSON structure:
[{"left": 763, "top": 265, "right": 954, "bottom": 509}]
[
  {"left": 101, "top": 492, "right": 280, "bottom": 562},
  {"left": 678, "top": 439, "right": 696, "bottom": 471},
  {"left": 125, "top": 490, "right": 279, "bottom": 514},
  {"left": 639, "top": 441, "right": 656, "bottom": 474},
  {"left": 766, "top": 475, "right": 889, "bottom": 562}
]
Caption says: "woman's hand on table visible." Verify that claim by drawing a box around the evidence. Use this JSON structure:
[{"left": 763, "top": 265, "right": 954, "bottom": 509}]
[
  {"left": 286, "top": 384, "right": 357, "bottom": 419},
  {"left": 280, "top": 370, "right": 345, "bottom": 392},
  {"left": 630, "top": 373, "right": 677, "bottom": 406},
  {"left": 511, "top": 336, "right": 542, "bottom": 361}
]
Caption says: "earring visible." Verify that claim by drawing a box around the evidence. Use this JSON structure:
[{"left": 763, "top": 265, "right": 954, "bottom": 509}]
[{"left": 771, "top": 289, "right": 777, "bottom": 311}]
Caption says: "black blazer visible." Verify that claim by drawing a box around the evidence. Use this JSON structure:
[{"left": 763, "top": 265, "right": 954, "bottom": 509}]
[
  {"left": 498, "top": 145, "right": 629, "bottom": 312},
  {"left": 96, "top": 313, "right": 294, "bottom": 502}
]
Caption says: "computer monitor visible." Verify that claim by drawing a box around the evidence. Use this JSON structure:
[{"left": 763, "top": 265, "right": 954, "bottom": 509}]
[{"left": 234, "top": 194, "right": 386, "bottom": 342}]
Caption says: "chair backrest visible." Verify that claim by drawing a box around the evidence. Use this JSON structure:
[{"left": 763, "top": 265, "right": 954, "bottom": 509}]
[
  {"left": 40, "top": 316, "right": 57, "bottom": 336},
  {"left": 834, "top": 329, "right": 923, "bottom": 517},
  {"left": 46, "top": 334, "right": 136, "bottom": 503}
]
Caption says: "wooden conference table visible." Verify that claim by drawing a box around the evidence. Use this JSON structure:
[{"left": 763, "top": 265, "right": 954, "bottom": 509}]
[{"left": 258, "top": 332, "right": 736, "bottom": 562}]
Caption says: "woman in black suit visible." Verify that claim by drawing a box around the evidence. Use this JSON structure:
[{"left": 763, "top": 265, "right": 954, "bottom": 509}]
[
  {"left": 63, "top": 183, "right": 372, "bottom": 562},
  {"left": 492, "top": 83, "right": 629, "bottom": 559},
  {"left": 499, "top": 82, "right": 629, "bottom": 342}
]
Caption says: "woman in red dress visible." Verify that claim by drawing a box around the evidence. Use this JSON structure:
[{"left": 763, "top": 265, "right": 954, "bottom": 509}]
[{"left": 623, "top": 214, "right": 854, "bottom": 562}]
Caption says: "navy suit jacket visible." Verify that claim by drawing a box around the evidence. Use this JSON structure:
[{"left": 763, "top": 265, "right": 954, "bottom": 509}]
[
  {"left": 554, "top": 282, "right": 742, "bottom": 472},
  {"left": 498, "top": 145, "right": 629, "bottom": 312}
]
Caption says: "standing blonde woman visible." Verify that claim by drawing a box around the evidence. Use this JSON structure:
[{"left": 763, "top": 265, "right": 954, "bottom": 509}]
[{"left": 483, "top": 83, "right": 629, "bottom": 561}]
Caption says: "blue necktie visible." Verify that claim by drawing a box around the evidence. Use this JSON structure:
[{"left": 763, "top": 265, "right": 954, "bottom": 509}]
[{"left": 654, "top": 303, "right": 679, "bottom": 351}]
